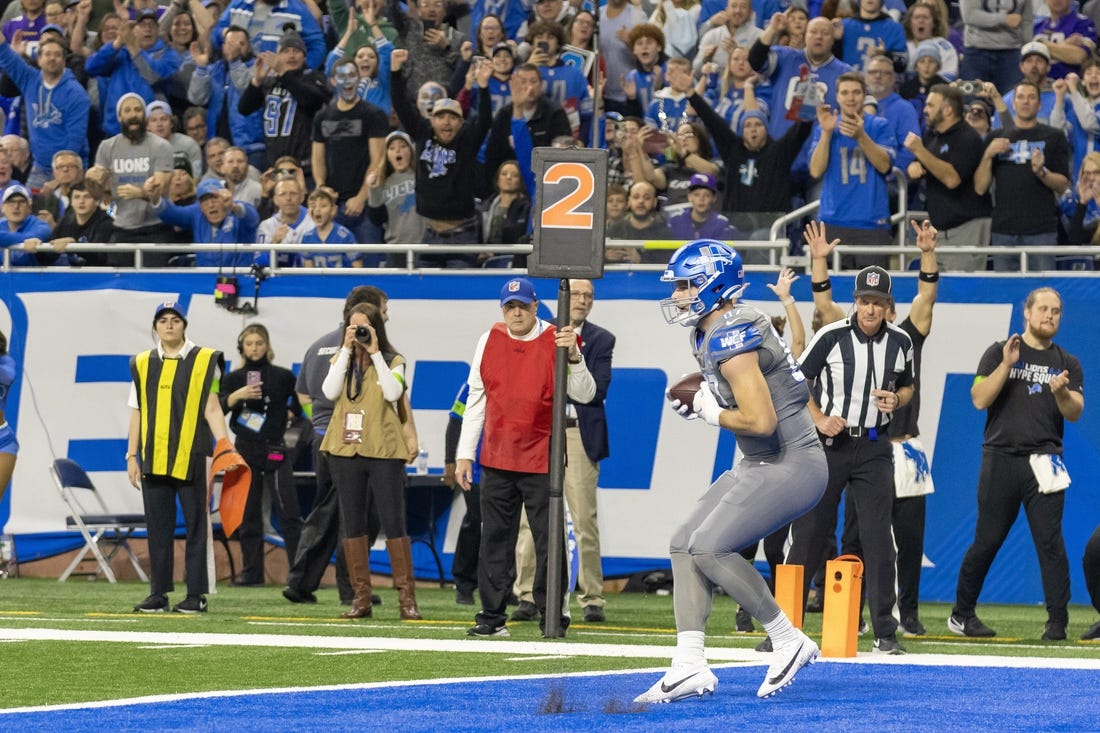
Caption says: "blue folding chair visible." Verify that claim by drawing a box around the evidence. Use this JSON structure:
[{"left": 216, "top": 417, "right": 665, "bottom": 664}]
[{"left": 50, "top": 458, "right": 148, "bottom": 583}]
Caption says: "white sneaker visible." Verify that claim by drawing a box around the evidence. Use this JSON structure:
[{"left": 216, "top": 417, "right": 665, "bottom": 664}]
[
  {"left": 633, "top": 663, "right": 718, "bottom": 704},
  {"left": 756, "top": 629, "right": 820, "bottom": 698}
]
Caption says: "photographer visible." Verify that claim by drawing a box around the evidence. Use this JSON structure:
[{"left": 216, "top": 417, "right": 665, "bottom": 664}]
[
  {"left": 221, "top": 324, "right": 303, "bottom": 586},
  {"left": 320, "top": 302, "right": 420, "bottom": 621}
]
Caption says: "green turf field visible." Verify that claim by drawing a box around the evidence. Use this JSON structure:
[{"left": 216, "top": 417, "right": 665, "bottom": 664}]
[{"left": 1, "top": 578, "right": 1098, "bottom": 709}]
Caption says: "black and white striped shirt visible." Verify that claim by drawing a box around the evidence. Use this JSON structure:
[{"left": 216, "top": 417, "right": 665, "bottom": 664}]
[{"left": 799, "top": 318, "right": 914, "bottom": 430}]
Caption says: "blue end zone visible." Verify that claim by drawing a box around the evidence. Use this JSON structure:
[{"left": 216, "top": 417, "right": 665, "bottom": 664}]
[{"left": 4, "top": 662, "right": 1098, "bottom": 732}]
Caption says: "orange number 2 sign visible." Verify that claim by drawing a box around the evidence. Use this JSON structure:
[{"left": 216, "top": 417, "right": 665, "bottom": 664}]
[{"left": 540, "top": 162, "right": 595, "bottom": 230}]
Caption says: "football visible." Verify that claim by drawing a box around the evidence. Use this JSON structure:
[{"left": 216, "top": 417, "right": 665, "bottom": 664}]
[{"left": 667, "top": 371, "right": 705, "bottom": 406}]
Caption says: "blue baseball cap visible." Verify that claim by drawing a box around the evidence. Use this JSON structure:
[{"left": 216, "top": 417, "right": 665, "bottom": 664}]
[
  {"left": 196, "top": 178, "right": 226, "bottom": 199},
  {"left": 500, "top": 278, "right": 537, "bottom": 307},
  {"left": 153, "top": 301, "right": 187, "bottom": 325}
]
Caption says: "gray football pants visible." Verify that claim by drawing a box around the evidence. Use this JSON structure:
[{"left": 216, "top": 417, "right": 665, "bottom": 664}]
[{"left": 670, "top": 446, "right": 827, "bottom": 632}]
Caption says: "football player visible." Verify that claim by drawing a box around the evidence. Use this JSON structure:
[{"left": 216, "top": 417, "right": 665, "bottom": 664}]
[{"left": 635, "top": 240, "right": 827, "bottom": 703}]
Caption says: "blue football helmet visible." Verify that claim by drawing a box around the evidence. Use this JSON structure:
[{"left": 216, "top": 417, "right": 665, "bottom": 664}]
[{"left": 660, "top": 240, "right": 746, "bottom": 326}]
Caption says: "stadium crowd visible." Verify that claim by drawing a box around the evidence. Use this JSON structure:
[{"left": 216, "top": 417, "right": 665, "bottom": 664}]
[{"left": 0, "top": 0, "right": 1097, "bottom": 269}]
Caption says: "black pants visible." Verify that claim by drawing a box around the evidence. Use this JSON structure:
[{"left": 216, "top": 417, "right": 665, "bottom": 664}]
[
  {"left": 842, "top": 491, "right": 926, "bottom": 618},
  {"left": 329, "top": 454, "right": 407, "bottom": 540},
  {"left": 953, "top": 450, "right": 1069, "bottom": 624},
  {"left": 892, "top": 495, "right": 925, "bottom": 616},
  {"left": 285, "top": 439, "right": 365, "bottom": 602},
  {"left": 788, "top": 432, "right": 897, "bottom": 638},
  {"left": 451, "top": 481, "right": 481, "bottom": 595},
  {"left": 142, "top": 470, "right": 207, "bottom": 597},
  {"left": 235, "top": 441, "right": 302, "bottom": 584},
  {"left": 475, "top": 467, "right": 566, "bottom": 628},
  {"left": 1084, "top": 525, "right": 1100, "bottom": 614}
]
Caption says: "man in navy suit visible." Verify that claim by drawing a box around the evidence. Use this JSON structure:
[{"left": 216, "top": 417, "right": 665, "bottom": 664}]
[{"left": 511, "top": 279, "right": 616, "bottom": 624}]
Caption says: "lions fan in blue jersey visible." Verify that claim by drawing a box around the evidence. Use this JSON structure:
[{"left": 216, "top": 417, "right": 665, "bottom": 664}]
[{"left": 635, "top": 241, "right": 827, "bottom": 704}]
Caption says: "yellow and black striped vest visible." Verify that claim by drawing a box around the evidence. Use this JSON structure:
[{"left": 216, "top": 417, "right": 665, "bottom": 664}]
[{"left": 130, "top": 347, "right": 224, "bottom": 480}]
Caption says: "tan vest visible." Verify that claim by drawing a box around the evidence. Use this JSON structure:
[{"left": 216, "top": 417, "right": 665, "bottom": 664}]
[{"left": 320, "top": 353, "right": 410, "bottom": 461}]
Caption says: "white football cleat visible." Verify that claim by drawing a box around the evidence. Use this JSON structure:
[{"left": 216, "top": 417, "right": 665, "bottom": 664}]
[
  {"left": 633, "top": 663, "right": 718, "bottom": 704},
  {"left": 756, "top": 629, "right": 820, "bottom": 698}
]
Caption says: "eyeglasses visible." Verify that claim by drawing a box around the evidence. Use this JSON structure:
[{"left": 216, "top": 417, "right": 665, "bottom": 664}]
[{"left": 965, "top": 107, "right": 989, "bottom": 117}]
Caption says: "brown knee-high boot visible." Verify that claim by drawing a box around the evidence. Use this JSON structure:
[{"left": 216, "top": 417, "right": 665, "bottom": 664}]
[
  {"left": 387, "top": 536, "right": 422, "bottom": 620},
  {"left": 341, "top": 536, "right": 373, "bottom": 619}
]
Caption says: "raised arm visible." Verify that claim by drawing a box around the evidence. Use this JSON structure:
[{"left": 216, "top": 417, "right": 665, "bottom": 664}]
[
  {"left": 766, "top": 267, "right": 807, "bottom": 358},
  {"left": 908, "top": 219, "right": 938, "bottom": 337},
  {"left": 803, "top": 220, "right": 846, "bottom": 326}
]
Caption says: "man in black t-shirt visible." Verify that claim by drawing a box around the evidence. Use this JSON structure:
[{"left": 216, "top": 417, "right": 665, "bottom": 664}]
[
  {"left": 974, "top": 81, "right": 1071, "bottom": 272},
  {"left": 311, "top": 59, "right": 390, "bottom": 257},
  {"left": 905, "top": 84, "right": 992, "bottom": 272},
  {"left": 391, "top": 47, "right": 493, "bottom": 268},
  {"left": 950, "top": 287, "right": 1084, "bottom": 642}
]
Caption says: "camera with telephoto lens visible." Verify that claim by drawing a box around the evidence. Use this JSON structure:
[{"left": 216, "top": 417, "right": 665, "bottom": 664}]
[
  {"left": 354, "top": 325, "right": 372, "bottom": 345},
  {"left": 958, "top": 80, "right": 982, "bottom": 95}
]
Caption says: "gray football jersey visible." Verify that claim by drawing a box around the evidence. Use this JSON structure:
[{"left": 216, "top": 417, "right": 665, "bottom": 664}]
[{"left": 692, "top": 303, "right": 819, "bottom": 459}]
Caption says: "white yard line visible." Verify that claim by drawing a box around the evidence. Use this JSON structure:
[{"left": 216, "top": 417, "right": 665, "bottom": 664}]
[
  {"left": 0, "top": 625, "right": 1098, "bottom": 716},
  {"left": 1, "top": 625, "right": 1098, "bottom": 668}
]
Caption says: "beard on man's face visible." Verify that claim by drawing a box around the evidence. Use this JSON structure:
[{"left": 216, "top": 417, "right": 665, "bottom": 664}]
[{"left": 121, "top": 116, "right": 146, "bottom": 141}]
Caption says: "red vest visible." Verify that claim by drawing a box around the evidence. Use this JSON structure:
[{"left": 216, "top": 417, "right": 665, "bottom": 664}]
[{"left": 480, "top": 322, "right": 557, "bottom": 473}]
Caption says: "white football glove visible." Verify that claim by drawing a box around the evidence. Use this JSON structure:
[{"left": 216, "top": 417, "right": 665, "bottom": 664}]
[
  {"left": 693, "top": 386, "right": 723, "bottom": 426},
  {"left": 666, "top": 389, "right": 699, "bottom": 420}
]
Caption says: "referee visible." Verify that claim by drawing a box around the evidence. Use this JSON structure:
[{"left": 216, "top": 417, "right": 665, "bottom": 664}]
[{"left": 788, "top": 249, "right": 915, "bottom": 655}]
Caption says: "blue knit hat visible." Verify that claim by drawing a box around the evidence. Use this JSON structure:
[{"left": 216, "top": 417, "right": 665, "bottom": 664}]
[{"left": 737, "top": 109, "right": 767, "bottom": 136}]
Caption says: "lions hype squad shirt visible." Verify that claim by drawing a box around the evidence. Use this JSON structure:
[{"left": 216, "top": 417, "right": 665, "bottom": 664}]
[{"left": 95, "top": 133, "right": 174, "bottom": 230}]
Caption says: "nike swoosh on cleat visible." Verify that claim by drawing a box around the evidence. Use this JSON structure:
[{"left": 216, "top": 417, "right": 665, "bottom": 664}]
[
  {"left": 766, "top": 641, "right": 804, "bottom": 685},
  {"left": 660, "top": 674, "right": 699, "bottom": 694}
]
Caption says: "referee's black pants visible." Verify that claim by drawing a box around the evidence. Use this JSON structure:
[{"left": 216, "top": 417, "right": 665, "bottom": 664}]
[
  {"left": 953, "top": 450, "right": 1070, "bottom": 625},
  {"left": 141, "top": 470, "right": 207, "bottom": 598},
  {"left": 842, "top": 492, "right": 926, "bottom": 618},
  {"left": 475, "top": 467, "right": 566, "bottom": 630},
  {"left": 788, "top": 432, "right": 898, "bottom": 639}
]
